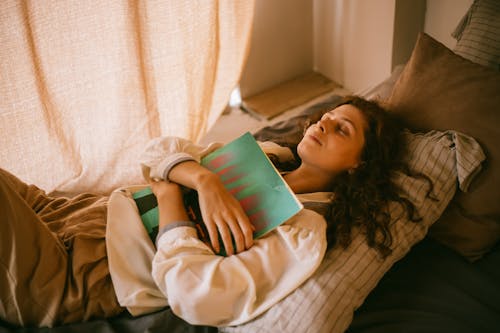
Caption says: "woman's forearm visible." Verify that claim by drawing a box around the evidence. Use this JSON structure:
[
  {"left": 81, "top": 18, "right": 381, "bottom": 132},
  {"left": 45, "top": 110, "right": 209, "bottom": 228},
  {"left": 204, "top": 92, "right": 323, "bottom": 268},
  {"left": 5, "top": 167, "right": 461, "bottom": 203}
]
[
  {"left": 157, "top": 195, "right": 189, "bottom": 230},
  {"left": 152, "top": 209, "right": 327, "bottom": 326},
  {"left": 151, "top": 183, "right": 190, "bottom": 230},
  {"left": 141, "top": 138, "right": 254, "bottom": 254},
  {"left": 167, "top": 160, "right": 219, "bottom": 192}
]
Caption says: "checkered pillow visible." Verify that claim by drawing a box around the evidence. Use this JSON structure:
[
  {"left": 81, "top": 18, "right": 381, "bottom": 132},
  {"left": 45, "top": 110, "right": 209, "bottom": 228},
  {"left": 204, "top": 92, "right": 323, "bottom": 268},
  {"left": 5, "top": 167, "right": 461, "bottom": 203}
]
[
  {"left": 221, "top": 130, "right": 485, "bottom": 333},
  {"left": 452, "top": 0, "right": 500, "bottom": 70}
]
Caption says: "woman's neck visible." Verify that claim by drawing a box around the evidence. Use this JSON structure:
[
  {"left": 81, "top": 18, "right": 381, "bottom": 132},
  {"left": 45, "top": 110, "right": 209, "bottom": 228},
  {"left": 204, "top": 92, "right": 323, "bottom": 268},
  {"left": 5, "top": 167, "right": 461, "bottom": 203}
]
[{"left": 283, "top": 165, "right": 335, "bottom": 194}]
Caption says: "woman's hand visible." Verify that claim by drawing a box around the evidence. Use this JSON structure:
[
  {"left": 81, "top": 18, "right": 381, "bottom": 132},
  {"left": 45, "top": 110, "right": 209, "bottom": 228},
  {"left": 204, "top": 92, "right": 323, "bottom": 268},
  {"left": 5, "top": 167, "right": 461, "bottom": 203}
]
[
  {"left": 165, "top": 160, "right": 254, "bottom": 255},
  {"left": 196, "top": 172, "right": 254, "bottom": 256}
]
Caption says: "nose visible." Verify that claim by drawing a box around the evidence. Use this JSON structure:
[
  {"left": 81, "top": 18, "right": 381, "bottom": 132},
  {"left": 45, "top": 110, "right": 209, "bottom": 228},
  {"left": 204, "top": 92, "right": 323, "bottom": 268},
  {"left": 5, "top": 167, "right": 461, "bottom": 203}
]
[{"left": 317, "top": 119, "right": 328, "bottom": 133}]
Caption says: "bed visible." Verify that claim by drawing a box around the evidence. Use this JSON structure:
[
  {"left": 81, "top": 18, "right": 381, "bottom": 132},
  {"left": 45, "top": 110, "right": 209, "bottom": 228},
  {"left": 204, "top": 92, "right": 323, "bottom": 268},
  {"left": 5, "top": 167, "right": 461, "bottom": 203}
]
[{"left": 1, "top": 1, "right": 499, "bottom": 333}]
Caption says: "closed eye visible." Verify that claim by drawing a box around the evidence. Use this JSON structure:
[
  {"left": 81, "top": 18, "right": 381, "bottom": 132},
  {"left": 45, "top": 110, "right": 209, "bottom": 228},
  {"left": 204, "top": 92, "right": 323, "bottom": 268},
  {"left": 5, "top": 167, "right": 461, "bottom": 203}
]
[
  {"left": 322, "top": 113, "right": 356, "bottom": 136},
  {"left": 336, "top": 123, "right": 350, "bottom": 136}
]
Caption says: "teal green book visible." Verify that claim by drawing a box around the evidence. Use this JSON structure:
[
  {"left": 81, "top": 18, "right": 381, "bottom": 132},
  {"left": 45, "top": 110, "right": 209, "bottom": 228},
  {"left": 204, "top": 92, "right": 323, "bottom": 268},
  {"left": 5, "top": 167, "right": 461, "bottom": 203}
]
[{"left": 133, "top": 132, "right": 303, "bottom": 253}]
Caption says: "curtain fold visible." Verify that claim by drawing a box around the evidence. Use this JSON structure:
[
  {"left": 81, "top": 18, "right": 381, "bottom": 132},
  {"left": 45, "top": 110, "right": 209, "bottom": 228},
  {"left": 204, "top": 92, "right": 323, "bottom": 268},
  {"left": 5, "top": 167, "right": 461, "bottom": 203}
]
[{"left": 0, "top": 0, "right": 255, "bottom": 194}]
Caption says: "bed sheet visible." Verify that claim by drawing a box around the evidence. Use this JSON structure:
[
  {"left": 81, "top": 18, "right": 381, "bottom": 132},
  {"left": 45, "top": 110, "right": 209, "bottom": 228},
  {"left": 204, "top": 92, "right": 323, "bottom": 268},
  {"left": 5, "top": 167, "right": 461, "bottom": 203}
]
[
  {"left": 347, "top": 237, "right": 500, "bottom": 333},
  {"left": 0, "top": 309, "right": 217, "bottom": 333}
]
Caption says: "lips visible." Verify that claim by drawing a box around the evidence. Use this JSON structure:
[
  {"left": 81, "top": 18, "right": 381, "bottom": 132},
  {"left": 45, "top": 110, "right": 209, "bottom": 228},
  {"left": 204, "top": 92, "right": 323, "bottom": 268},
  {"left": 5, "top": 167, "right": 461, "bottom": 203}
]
[{"left": 307, "top": 134, "right": 322, "bottom": 145}]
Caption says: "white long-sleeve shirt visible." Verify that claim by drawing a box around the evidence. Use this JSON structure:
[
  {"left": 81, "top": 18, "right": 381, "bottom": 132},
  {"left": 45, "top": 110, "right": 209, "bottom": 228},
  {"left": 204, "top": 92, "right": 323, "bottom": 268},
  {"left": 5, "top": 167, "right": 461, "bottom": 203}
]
[{"left": 106, "top": 136, "right": 328, "bottom": 327}]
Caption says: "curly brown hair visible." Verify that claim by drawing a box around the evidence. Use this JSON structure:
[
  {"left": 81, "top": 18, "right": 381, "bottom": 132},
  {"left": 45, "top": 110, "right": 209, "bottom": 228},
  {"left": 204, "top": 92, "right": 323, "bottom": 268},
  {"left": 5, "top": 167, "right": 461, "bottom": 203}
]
[
  {"left": 268, "top": 95, "right": 432, "bottom": 258},
  {"left": 324, "top": 96, "right": 429, "bottom": 257}
]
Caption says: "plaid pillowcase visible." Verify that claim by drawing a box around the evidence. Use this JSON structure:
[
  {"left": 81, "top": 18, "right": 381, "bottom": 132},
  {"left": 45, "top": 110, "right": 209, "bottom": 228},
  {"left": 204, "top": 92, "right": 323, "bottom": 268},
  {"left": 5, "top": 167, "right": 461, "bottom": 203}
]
[
  {"left": 452, "top": 0, "right": 500, "bottom": 70},
  {"left": 221, "top": 130, "right": 485, "bottom": 333}
]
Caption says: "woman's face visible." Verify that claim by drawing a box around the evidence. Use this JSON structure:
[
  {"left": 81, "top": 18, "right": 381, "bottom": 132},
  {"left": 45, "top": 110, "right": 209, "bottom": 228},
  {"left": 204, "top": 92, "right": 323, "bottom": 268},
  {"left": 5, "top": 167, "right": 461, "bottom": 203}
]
[{"left": 297, "top": 104, "right": 368, "bottom": 176}]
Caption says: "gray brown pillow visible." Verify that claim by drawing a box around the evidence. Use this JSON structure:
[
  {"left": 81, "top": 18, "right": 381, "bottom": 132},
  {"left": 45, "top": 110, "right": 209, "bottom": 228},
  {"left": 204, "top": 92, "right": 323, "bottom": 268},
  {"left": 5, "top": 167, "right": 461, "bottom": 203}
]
[{"left": 387, "top": 32, "right": 500, "bottom": 261}]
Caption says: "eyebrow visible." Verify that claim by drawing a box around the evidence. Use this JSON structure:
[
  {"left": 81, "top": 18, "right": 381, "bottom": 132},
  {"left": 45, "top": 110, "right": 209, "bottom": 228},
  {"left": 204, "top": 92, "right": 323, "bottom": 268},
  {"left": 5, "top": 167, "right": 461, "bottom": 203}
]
[{"left": 326, "top": 111, "right": 358, "bottom": 133}]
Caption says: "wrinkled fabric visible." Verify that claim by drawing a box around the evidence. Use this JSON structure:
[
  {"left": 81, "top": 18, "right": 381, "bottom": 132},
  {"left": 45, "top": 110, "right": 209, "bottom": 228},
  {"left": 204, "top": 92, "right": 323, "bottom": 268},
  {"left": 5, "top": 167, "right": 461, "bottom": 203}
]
[
  {"left": 0, "top": 0, "right": 255, "bottom": 194},
  {"left": 0, "top": 168, "right": 123, "bottom": 327}
]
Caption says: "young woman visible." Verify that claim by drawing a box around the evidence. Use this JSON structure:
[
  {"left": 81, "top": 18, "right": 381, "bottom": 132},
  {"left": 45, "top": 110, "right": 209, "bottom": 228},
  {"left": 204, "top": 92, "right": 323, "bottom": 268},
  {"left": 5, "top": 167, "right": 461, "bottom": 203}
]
[{"left": 0, "top": 96, "right": 421, "bottom": 328}]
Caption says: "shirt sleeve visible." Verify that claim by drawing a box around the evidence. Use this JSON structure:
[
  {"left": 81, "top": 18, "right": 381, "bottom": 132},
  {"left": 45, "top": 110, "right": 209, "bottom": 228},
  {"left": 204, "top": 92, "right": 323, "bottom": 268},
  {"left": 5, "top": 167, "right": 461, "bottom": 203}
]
[
  {"left": 139, "top": 136, "right": 295, "bottom": 183},
  {"left": 151, "top": 209, "right": 327, "bottom": 327},
  {"left": 139, "top": 136, "right": 223, "bottom": 182}
]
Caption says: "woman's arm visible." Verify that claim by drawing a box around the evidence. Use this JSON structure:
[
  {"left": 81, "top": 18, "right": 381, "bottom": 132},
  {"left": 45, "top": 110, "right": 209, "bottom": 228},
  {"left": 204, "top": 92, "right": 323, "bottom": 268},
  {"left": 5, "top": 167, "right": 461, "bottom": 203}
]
[
  {"left": 150, "top": 180, "right": 190, "bottom": 229},
  {"left": 139, "top": 137, "right": 253, "bottom": 255},
  {"left": 152, "top": 208, "right": 327, "bottom": 327},
  {"left": 168, "top": 161, "right": 254, "bottom": 255}
]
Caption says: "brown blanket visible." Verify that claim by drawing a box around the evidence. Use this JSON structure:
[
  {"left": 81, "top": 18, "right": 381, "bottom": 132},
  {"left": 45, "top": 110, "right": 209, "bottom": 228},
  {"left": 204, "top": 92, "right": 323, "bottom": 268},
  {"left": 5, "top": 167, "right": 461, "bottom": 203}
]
[{"left": 0, "top": 168, "right": 123, "bottom": 327}]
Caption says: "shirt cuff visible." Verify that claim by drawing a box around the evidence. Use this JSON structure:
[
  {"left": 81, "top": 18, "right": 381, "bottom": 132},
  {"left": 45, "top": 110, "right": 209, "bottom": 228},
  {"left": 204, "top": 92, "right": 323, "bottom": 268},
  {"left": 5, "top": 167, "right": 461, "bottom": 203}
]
[
  {"left": 161, "top": 154, "right": 197, "bottom": 181},
  {"left": 155, "top": 221, "right": 197, "bottom": 247}
]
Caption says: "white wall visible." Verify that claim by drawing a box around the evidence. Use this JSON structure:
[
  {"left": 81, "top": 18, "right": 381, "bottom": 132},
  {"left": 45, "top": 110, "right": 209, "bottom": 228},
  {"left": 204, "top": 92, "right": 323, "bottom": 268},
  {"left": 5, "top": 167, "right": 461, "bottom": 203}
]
[
  {"left": 239, "top": 0, "right": 474, "bottom": 97},
  {"left": 314, "top": 0, "right": 396, "bottom": 93},
  {"left": 424, "top": 0, "right": 473, "bottom": 49},
  {"left": 392, "top": 0, "right": 426, "bottom": 68},
  {"left": 239, "top": 0, "right": 313, "bottom": 98}
]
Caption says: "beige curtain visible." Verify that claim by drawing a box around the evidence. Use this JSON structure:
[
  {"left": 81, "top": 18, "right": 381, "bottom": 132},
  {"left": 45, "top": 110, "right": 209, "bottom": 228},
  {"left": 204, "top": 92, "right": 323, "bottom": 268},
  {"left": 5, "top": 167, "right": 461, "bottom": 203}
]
[{"left": 0, "top": 0, "right": 254, "bottom": 194}]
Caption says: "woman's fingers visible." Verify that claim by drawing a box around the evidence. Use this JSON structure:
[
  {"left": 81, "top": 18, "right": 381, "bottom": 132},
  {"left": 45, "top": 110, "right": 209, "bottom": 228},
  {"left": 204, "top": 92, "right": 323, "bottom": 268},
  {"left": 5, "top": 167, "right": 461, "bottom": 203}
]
[
  {"left": 204, "top": 219, "right": 221, "bottom": 254},
  {"left": 221, "top": 208, "right": 255, "bottom": 254},
  {"left": 150, "top": 177, "right": 255, "bottom": 255},
  {"left": 240, "top": 216, "right": 255, "bottom": 250},
  {"left": 205, "top": 212, "right": 254, "bottom": 255},
  {"left": 196, "top": 177, "right": 255, "bottom": 255},
  {"left": 217, "top": 220, "right": 234, "bottom": 256},
  {"left": 226, "top": 217, "right": 245, "bottom": 254},
  {"left": 231, "top": 211, "right": 254, "bottom": 251}
]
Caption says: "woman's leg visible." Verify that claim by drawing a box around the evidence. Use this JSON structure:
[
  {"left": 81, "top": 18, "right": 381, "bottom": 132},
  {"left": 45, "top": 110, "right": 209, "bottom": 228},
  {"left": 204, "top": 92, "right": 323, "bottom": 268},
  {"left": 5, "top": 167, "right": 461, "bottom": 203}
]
[
  {"left": 51, "top": 192, "right": 124, "bottom": 325},
  {"left": 0, "top": 169, "right": 123, "bottom": 327},
  {"left": 0, "top": 168, "right": 67, "bottom": 327}
]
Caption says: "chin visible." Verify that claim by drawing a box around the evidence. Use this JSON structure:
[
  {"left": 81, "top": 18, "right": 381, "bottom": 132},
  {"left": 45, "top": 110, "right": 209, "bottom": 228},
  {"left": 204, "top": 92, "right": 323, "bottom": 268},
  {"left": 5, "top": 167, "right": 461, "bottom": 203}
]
[{"left": 296, "top": 142, "right": 312, "bottom": 161}]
